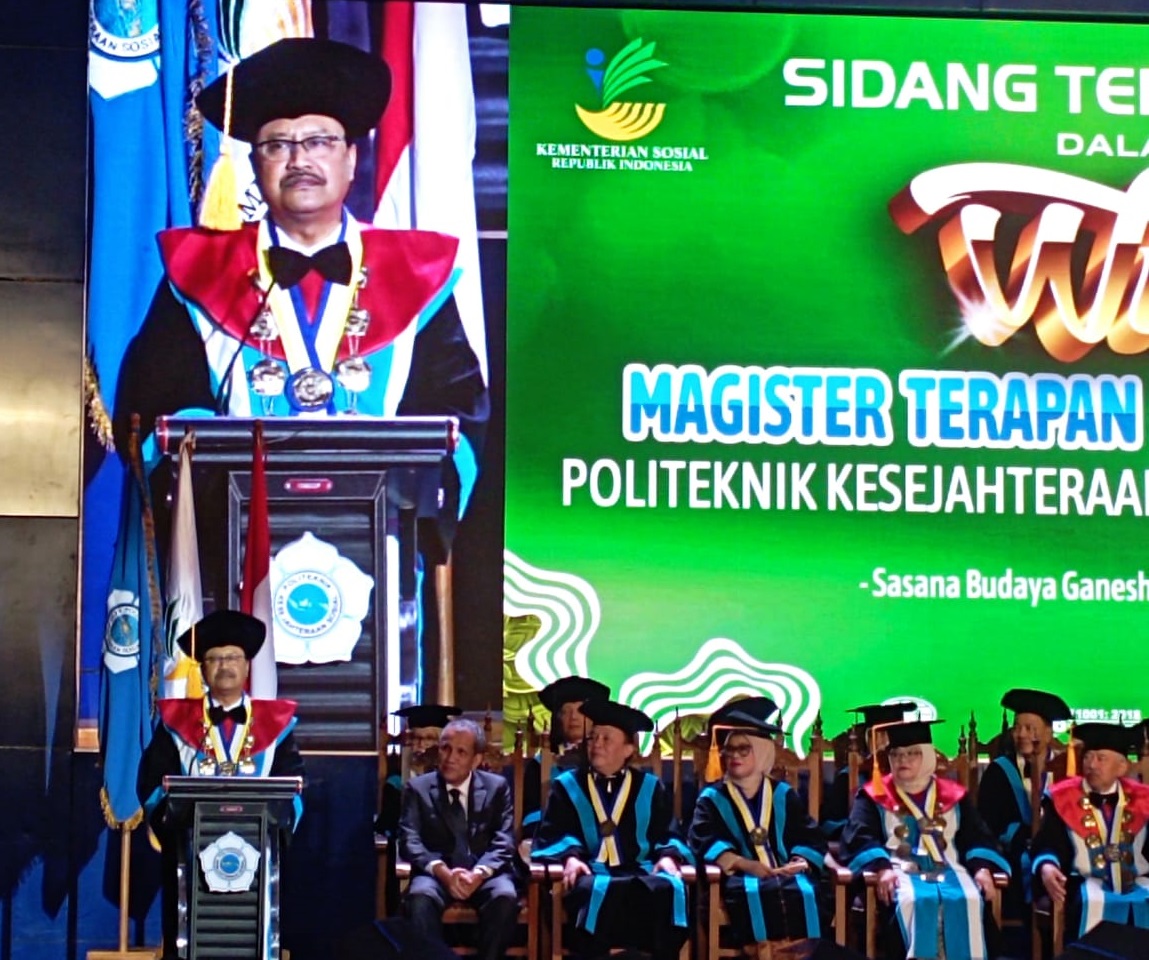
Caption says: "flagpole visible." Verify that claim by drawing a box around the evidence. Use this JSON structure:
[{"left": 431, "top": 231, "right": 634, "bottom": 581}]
[
  {"left": 87, "top": 822, "right": 159, "bottom": 959},
  {"left": 91, "top": 419, "right": 161, "bottom": 958},
  {"left": 435, "top": 556, "right": 455, "bottom": 704}
]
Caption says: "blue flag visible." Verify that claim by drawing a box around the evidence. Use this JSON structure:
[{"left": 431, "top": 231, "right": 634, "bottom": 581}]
[
  {"left": 83, "top": 0, "right": 209, "bottom": 728},
  {"left": 99, "top": 461, "right": 159, "bottom": 827}
]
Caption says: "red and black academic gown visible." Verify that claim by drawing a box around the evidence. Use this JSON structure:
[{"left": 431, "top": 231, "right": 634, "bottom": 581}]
[
  {"left": 137, "top": 695, "right": 304, "bottom": 830},
  {"left": 1031, "top": 776, "right": 1149, "bottom": 939},
  {"left": 841, "top": 774, "right": 1009, "bottom": 960},
  {"left": 689, "top": 778, "right": 827, "bottom": 944},
  {"left": 136, "top": 696, "right": 304, "bottom": 956},
  {"left": 531, "top": 766, "right": 694, "bottom": 959},
  {"left": 113, "top": 219, "right": 489, "bottom": 550}
]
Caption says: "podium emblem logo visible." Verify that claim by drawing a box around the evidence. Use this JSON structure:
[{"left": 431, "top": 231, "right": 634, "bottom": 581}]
[
  {"left": 199, "top": 831, "right": 260, "bottom": 893},
  {"left": 270, "top": 532, "right": 375, "bottom": 664}
]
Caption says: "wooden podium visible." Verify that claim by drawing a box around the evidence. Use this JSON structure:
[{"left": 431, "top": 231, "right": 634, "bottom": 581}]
[
  {"left": 164, "top": 776, "right": 303, "bottom": 960},
  {"left": 156, "top": 416, "right": 459, "bottom": 751}
]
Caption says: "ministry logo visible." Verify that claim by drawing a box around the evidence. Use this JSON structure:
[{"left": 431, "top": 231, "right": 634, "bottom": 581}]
[
  {"left": 576, "top": 38, "right": 667, "bottom": 143},
  {"left": 536, "top": 36, "right": 708, "bottom": 174}
]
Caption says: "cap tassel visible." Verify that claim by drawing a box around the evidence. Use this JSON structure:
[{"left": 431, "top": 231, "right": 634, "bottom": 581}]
[
  {"left": 705, "top": 734, "right": 723, "bottom": 782},
  {"left": 870, "top": 727, "right": 886, "bottom": 797},
  {"left": 1066, "top": 723, "right": 1076, "bottom": 777},
  {"left": 199, "top": 67, "right": 243, "bottom": 231}
]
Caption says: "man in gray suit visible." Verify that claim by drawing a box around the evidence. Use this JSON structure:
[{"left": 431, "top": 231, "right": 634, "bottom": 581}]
[{"left": 398, "top": 717, "right": 519, "bottom": 960}]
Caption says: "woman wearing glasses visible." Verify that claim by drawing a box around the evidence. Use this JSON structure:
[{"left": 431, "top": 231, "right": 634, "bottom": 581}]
[
  {"left": 841, "top": 719, "right": 1009, "bottom": 960},
  {"left": 689, "top": 700, "right": 827, "bottom": 960}
]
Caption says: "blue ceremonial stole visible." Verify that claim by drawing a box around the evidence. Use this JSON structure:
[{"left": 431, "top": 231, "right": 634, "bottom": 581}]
[
  {"left": 993, "top": 756, "right": 1033, "bottom": 826},
  {"left": 700, "top": 781, "right": 821, "bottom": 940},
  {"left": 894, "top": 870, "right": 986, "bottom": 960},
  {"left": 992, "top": 756, "right": 1043, "bottom": 899},
  {"left": 876, "top": 796, "right": 998, "bottom": 960},
  {"left": 546, "top": 768, "right": 686, "bottom": 934},
  {"left": 1076, "top": 878, "right": 1149, "bottom": 936}
]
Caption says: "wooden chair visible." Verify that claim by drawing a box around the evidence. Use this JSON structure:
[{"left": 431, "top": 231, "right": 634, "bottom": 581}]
[
  {"left": 392, "top": 742, "right": 545, "bottom": 960},
  {"left": 851, "top": 750, "right": 1007, "bottom": 958},
  {"left": 1031, "top": 741, "right": 1075, "bottom": 960},
  {"left": 696, "top": 717, "right": 852, "bottom": 959},
  {"left": 541, "top": 735, "right": 696, "bottom": 960},
  {"left": 544, "top": 861, "right": 696, "bottom": 960}
]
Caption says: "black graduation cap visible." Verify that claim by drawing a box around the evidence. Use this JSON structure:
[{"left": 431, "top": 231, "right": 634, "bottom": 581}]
[
  {"left": 197, "top": 38, "right": 391, "bottom": 143},
  {"left": 1075, "top": 722, "right": 1138, "bottom": 757},
  {"left": 176, "top": 610, "right": 265, "bottom": 660},
  {"left": 1001, "top": 688, "right": 1072, "bottom": 724},
  {"left": 849, "top": 702, "right": 916, "bottom": 728},
  {"left": 579, "top": 699, "right": 654, "bottom": 736},
  {"left": 715, "top": 709, "right": 782, "bottom": 742},
  {"left": 1054, "top": 919, "right": 1149, "bottom": 959},
  {"left": 392, "top": 704, "right": 462, "bottom": 730},
  {"left": 883, "top": 719, "right": 944, "bottom": 749},
  {"left": 538, "top": 676, "right": 611, "bottom": 713},
  {"left": 710, "top": 696, "right": 780, "bottom": 729}
]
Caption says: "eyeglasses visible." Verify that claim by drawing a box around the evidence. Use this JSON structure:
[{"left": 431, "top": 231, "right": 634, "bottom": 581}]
[
  {"left": 888, "top": 747, "right": 924, "bottom": 761},
  {"left": 203, "top": 654, "right": 246, "bottom": 666},
  {"left": 721, "top": 744, "right": 754, "bottom": 758},
  {"left": 253, "top": 134, "right": 346, "bottom": 162}
]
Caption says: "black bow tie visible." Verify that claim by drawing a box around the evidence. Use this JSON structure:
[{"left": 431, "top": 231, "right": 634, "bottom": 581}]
[
  {"left": 1088, "top": 791, "right": 1117, "bottom": 809},
  {"left": 267, "top": 242, "right": 353, "bottom": 288},
  {"left": 208, "top": 704, "right": 247, "bottom": 726}
]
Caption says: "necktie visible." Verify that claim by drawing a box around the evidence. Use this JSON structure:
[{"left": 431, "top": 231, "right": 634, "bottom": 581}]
[
  {"left": 446, "top": 787, "right": 471, "bottom": 868},
  {"left": 1089, "top": 792, "right": 1117, "bottom": 811},
  {"left": 266, "top": 242, "right": 353, "bottom": 288},
  {"left": 208, "top": 704, "right": 247, "bottom": 726}
]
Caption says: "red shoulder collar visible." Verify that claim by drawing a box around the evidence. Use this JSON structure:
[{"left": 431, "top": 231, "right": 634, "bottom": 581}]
[
  {"left": 157, "top": 224, "right": 459, "bottom": 358},
  {"left": 863, "top": 773, "right": 966, "bottom": 813},
  {"left": 1051, "top": 776, "right": 1149, "bottom": 838},
  {"left": 158, "top": 697, "right": 297, "bottom": 755}
]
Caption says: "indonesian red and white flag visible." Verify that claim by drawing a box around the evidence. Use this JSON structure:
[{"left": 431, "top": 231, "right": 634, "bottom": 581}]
[
  {"left": 242, "top": 423, "right": 277, "bottom": 698},
  {"left": 374, "top": 0, "right": 488, "bottom": 379}
]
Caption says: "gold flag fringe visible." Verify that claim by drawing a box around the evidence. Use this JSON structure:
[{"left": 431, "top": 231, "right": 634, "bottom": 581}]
[
  {"left": 83, "top": 355, "right": 115, "bottom": 452},
  {"left": 100, "top": 786, "right": 144, "bottom": 831}
]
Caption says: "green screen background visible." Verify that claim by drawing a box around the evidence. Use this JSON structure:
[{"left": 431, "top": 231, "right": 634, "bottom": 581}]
[{"left": 505, "top": 8, "right": 1149, "bottom": 751}]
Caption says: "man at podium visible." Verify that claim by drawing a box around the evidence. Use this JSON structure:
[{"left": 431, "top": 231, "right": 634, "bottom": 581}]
[
  {"left": 113, "top": 36, "right": 489, "bottom": 512},
  {"left": 137, "top": 610, "right": 304, "bottom": 957}
]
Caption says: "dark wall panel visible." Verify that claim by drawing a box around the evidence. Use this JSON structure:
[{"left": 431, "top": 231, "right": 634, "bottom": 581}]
[{"left": 0, "top": 48, "right": 86, "bottom": 282}]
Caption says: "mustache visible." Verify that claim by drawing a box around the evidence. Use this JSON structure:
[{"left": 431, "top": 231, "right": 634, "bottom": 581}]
[{"left": 281, "top": 170, "right": 325, "bottom": 188}]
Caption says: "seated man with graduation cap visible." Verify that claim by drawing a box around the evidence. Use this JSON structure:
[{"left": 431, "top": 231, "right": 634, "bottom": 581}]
[
  {"left": 532, "top": 699, "right": 694, "bottom": 960},
  {"left": 1032, "top": 722, "right": 1149, "bottom": 941},
  {"left": 977, "top": 687, "right": 1072, "bottom": 914},
  {"left": 136, "top": 610, "right": 304, "bottom": 957},
  {"left": 841, "top": 719, "right": 1008, "bottom": 960},
  {"left": 521, "top": 675, "right": 611, "bottom": 839},
  {"left": 689, "top": 700, "right": 827, "bottom": 958},
  {"left": 820, "top": 702, "right": 916, "bottom": 841}
]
